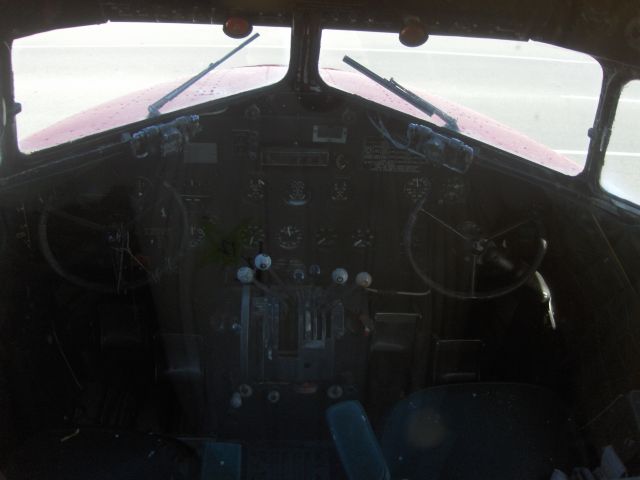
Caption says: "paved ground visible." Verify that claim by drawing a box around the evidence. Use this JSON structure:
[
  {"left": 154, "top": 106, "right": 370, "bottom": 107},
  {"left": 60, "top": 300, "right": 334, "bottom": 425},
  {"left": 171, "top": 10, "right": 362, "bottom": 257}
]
[{"left": 10, "top": 23, "right": 639, "bottom": 203}]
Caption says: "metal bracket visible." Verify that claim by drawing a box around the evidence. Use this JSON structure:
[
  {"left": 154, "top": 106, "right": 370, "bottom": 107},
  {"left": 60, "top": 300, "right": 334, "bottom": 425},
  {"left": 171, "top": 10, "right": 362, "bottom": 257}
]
[
  {"left": 407, "top": 123, "right": 474, "bottom": 174},
  {"left": 127, "top": 114, "right": 201, "bottom": 159}
]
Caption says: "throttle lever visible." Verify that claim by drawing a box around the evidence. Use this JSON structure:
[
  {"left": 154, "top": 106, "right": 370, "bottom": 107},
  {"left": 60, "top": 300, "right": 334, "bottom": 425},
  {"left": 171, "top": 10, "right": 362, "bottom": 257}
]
[
  {"left": 328, "top": 269, "right": 372, "bottom": 299},
  {"left": 332, "top": 271, "right": 375, "bottom": 334},
  {"left": 320, "top": 268, "right": 371, "bottom": 312},
  {"left": 531, "top": 271, "right": 557, "bottom": 330}
]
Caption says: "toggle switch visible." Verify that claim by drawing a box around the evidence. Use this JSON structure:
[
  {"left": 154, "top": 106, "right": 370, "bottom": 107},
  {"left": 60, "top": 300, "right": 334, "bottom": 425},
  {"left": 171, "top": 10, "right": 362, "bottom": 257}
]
[
  {"left": 254, "top": 253, "right": 272, "bottom": 271},
  {"left": 355, "top": 271, "right": 373, "bottom": 288},
  {"left": 237, "top": 266, "right": 255, "bottom": 284}
]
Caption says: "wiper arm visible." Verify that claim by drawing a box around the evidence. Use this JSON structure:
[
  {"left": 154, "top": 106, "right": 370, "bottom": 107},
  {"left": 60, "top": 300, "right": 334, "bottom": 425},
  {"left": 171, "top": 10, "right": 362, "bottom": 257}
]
[
  {"left": 147, "top": 32, "right": 260, "bottom": 117},
  {"left": 342, "top": 55, "right": 458, "bottom": 132}
]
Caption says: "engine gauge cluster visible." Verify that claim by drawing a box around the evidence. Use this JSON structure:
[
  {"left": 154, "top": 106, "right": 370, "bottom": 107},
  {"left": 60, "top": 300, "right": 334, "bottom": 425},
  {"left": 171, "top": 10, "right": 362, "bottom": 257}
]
[{"left": 195, "top": 119, "right": 472, "bottom": 285}]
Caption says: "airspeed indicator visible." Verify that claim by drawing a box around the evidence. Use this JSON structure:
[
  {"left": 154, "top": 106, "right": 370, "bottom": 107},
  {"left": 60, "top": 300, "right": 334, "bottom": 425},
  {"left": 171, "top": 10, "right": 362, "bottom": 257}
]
[{"left": 277, "top": 225, "right": 303, "bottom": 250}]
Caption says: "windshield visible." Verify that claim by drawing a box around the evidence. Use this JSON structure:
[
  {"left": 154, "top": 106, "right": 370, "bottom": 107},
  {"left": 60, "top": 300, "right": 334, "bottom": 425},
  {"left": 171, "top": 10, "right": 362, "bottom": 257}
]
[
  {"left": 12, "top": 22, "right": 291, "bottom": 152},
  {"left": 319, "top": 29, "right": 603, "bottom": 175}
]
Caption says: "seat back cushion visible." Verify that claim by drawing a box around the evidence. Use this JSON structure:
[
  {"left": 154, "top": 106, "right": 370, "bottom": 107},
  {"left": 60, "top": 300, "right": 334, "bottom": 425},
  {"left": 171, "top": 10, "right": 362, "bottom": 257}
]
[{"left": 380, "top": 383, "right": 577, "bottom": 480}]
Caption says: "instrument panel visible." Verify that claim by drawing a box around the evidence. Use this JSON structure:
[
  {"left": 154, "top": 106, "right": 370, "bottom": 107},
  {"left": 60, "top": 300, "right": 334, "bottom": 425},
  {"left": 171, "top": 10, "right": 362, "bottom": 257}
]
[
  {"left": 31, "top": 92, "right": 548, "bottom": 302},
  {"left": 175, "top": 96, "right": 471, "bottom": 291}
]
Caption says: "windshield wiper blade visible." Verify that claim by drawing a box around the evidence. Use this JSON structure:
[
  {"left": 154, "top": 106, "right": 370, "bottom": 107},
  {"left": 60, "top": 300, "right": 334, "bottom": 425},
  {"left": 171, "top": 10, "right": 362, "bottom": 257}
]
[
  {"left": 147, "top": 32, "right": 260, "bottom": 117},
  {"left": 342, "top": 55, "right": 458, "bottom": 132}
]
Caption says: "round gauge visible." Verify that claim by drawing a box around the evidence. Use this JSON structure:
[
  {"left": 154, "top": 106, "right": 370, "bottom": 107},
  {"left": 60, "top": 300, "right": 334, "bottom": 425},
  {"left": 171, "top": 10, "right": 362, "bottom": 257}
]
[
  {"left": 189, "top": 226, "right": 206, "bottom": 248},
  {"left": 285, "top": 180, "right": 309, "bottom": 206},
  {"left": 441, "top": 177, "right": 467, "bottom": 204},
  {"left": 315, "top": 227, "right": 337, "bottom": 249},
  {"left": 404, "top": 176, "right": 431, "bottom": 202},
  {"left": 335, "top": 154, "right": 350, "bottom": 171},
  {"left": 246, "top": 177, "right": 266, "bottom": 202},
  {"left": 352, "top": 228, "right": 374, "bottom": 249},
  {"left": 277, "top": 225, "right": 303, "bottom": 250},
  {"left": 240, "top": 224, "right": 265, "bottom": 248},
  {"left": 331, "top": 179, "right": 351, "bottom": 202}
]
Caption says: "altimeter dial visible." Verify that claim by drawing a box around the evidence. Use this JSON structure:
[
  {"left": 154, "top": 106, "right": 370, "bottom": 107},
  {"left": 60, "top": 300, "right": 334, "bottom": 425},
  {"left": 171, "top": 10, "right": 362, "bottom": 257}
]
[
  {"left": 240, "top": 224, "right": 265, "bottom": 248},
  {"left": 277, "top": 225, "right": 303, "bottom": 250}
]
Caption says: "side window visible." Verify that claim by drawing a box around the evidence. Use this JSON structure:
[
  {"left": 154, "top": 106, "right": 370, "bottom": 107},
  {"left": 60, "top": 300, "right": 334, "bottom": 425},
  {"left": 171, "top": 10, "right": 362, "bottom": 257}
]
[{"left": 600, "top": 80, "right": 640, "bottom": 205}]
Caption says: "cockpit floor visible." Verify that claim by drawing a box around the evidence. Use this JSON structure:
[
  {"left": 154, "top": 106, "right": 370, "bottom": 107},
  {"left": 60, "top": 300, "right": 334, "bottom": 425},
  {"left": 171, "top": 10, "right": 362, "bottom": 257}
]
[{"left": 245, "top": 442, "right": 344, "bottom": 480}]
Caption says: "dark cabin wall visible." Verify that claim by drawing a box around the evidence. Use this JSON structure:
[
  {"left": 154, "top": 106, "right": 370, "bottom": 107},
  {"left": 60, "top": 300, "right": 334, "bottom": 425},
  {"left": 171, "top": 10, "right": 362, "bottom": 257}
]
[
  {"left": 0, "top": 209, "right": 78, "bottom": 463},
  {"left": 550, "top": 201, "right": 640, "bottom": 425},
  {"left": 0, "top": 212, "right": 12, "bottom": 464}
]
